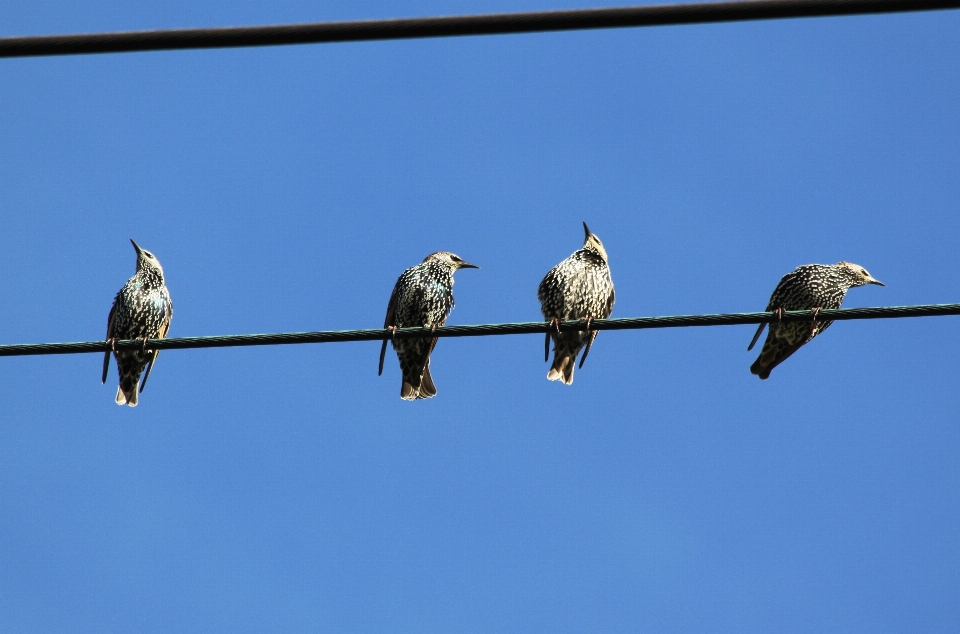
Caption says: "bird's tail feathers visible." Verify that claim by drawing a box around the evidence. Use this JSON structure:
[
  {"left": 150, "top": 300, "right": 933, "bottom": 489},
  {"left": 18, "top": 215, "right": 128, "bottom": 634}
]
[
  {"left": 419, "top": 364, "right": 437, "bottom": 398},
  {"left": 116, "top": 370, "right": 141, "bottom": 407},
  {"left": 115, "top": 384, "right": 139, "bottom": 407},
  {"left": 401, "top": 360, "right": 436, "bottom": 400},
  {"left": 750, "top": 338, "right": 804, "bottom": 380},
  {"left": 547, "top": 352, "right": 576, "bottom": 385}
]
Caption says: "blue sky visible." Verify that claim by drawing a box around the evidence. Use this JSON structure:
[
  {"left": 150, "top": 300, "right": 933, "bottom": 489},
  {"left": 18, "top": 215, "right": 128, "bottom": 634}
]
[{"left": 1, "top": 1, "right": 959, "bottom": 632}]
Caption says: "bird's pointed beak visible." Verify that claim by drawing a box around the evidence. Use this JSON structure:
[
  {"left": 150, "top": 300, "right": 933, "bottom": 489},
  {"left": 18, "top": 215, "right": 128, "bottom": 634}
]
[
  {"left": 868, "top": 277, "right": 885, "bottom": 286},
  {"left": 582, "top": 221, "right": 592, "bottom": 240},
  {"left": 459, "top": 261, "right": 479, "bottom": 270},
  {"left": 130, "top": 239, "right": 142, "bottom": 255}
]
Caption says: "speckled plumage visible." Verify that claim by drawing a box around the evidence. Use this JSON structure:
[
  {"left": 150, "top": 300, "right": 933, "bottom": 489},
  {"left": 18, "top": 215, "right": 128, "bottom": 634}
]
[
  {"left": 102, "top": 240, "right": 173, "bottom": 406},
  {"left": 379, "top": 251, "right": 478, "bottom": 400},
  {"left": 538, "top": 222, "right": 615, "bottom": 384},
  {"left": 748, "top": 261, "right": 884, "bottom": 379}
]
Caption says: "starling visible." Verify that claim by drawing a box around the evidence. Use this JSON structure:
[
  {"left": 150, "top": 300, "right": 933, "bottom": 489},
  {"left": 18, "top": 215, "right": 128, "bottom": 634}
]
[
  {"left": 102, "top": 239, "right": 174, "bottom": 407},
  {"left": 748, "top": 261, "right": 884, "bottom": 379},
  {"left": 538, "top": 222, "right": 615, "bottom": 385},
  {"left": 379, "top": 251, "right": 478, "bottom": 400}
]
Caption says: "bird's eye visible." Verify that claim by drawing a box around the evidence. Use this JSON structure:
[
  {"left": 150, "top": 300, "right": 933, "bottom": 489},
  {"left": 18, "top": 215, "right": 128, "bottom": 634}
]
[{"left": 452, "top": 256, "right": 461, "bottom": 262}]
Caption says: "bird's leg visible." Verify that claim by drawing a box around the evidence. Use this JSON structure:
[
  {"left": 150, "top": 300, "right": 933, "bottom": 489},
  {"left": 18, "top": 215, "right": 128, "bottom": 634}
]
[
  {"left": 809, "top": 307, "right": 822, "bottom": 337},
  {"left": 107, "top": 337, "right": 116, "bottom": 352},
  {"left": 775, "top": 307, "right": 784, "bottom": 323},
  {"left": 139, "top": 337, "right": 149, "bottom": 353},
  {"left": 387, "top": 325, "right": 397, "bottom": 340}
]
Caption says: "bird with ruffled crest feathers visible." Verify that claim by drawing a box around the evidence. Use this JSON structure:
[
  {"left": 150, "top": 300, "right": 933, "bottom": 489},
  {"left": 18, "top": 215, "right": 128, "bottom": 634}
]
[
  {"left": 379, "top": 251, "right": 479, "bottom": 400},
  {"left": 748, "top": 261, "right": 884, "bottom": 379},
  {"left": 538, "top": 222, "right": 615, "bottom": 385},
  {"left": 102, "top": 240, "right": 173, "bottom": 406}
]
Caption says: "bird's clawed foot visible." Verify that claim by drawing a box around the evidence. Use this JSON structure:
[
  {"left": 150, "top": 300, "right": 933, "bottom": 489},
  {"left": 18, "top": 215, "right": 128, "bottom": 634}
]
[
  {"left": 775, "top": 307, "right": 784, "bottom": 323},
  {"left": 107, "top": 337, "right": 117, "bottom": 353},
  {"left": 809, "top": 307, "right": 822, "bottom": 337},
  {"left": 139, "top": 337, "right": 149, "bottom": 353}
]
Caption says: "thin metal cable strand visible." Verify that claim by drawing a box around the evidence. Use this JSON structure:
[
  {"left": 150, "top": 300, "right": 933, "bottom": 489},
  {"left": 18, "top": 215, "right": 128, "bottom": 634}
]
[
  {"left": 0, "top": 0, "right": 957, "bottom": 58},
  {"left": 1, "top": 303, "right": 957, "bottom": 357}
]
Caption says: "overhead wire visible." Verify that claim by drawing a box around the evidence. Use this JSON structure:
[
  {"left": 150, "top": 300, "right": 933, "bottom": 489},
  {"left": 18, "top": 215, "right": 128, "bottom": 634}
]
[
  {"left": 0, "top": 0, "right": 958, "bottom": 58},
  {"left": 1, "top": 303, "right": 957, "bottom": 357},
  {"left": 1, "top": 4, "right": 955, "bottom": 359}
]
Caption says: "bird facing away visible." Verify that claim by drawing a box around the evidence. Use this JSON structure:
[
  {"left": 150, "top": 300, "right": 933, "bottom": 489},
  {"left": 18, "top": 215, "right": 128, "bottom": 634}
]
[
  {"left": 379, "top": 251, "right": 479, "bottom": 400},
  {"left": 102, "top": 240, "right": 174, "bottom": 407},
  {"left": 748, "top": 261, "right": 884, "bottom": 380},
  {"left": 538, "top": 222, "right": 615, "bottom": 385}
]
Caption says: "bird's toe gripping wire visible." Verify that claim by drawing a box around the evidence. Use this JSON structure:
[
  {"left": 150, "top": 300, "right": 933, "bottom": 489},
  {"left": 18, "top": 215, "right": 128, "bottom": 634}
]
[{"left": 809, "top": 307, "right": 822, "bottom": 338}]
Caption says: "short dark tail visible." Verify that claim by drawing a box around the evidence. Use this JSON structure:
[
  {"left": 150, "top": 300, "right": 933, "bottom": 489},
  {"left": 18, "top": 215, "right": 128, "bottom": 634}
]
[
  {"left": 750, "top": 337, "right": 804, "bottom": 380},
  {"left": 401, "top": 361, "right": 437, "bottom": 400},
  {"left": 749, "top": 357, "right": 772, "bottom": 380}
]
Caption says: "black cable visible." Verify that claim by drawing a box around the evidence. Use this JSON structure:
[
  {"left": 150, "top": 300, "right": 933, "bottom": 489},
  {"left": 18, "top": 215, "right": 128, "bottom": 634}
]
[
  {"left": 1, "top": 303, "right": 957, "bottom": 357},
  {"left": 0, "top": 1, "right": 957, "bottom": 59}
]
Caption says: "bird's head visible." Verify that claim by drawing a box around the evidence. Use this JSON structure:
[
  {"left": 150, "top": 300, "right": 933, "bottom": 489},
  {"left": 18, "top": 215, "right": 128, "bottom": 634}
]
[
  {"left": 836, "top": 261, "right": 884, "bottom": 288},
  {"left": 131, "top": 239, "right": 165, "bottom": 279},
  {"left": 581, "top": 221, "right": 609, "bottom": 263},
  {"left": 424, "top": 251, "right": 479, "bottom": 272}
]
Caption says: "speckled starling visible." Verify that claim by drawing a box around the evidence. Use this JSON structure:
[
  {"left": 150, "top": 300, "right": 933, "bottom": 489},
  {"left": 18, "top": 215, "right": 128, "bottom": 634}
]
[
  {"left": 538, "top": 222, "right": 615, "bottom": 385},
  {"left": 379, "top": 251, "right": 478, "bottom": 400},
  {"left": 102, "top": 239, "right": 174, "bottom": 406},
  {"left": 748, "top": 261, "right": 884, "bottom": 379}
]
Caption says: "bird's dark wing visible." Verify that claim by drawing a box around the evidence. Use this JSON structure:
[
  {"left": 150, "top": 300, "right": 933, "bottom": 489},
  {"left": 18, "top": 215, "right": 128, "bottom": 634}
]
[
  {"left": 379, "top": 285, "right": 399, "bottom": 376},
  {"left": 140, "top": 355, "right": 156, "bottom": 394},
  {"left": 140, "top": 300, "right": 173, "bottom": 394},
  {"left": 428, "top": 314, "right": 448, "bottom": 357},
  {"left": 102, "top": 295, "right": 119, "bottom": 384},
  {"left": 749, "top": 293, "right": 783, "bottom": 352},
  {"left": 747, "top": 323, "right": 766, "bottom": 351},
  {"left": 579, "top": 330, "right": 600, "bottom": 369}
]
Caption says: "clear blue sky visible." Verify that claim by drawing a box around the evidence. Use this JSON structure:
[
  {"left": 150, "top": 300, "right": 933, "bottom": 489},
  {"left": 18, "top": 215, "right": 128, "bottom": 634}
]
[{"left": 1, "top": 2, "right": 959, "bottom": 632}]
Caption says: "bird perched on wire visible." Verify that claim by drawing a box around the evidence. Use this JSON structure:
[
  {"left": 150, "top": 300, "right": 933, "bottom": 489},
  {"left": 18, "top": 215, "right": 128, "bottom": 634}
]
[
  {"left": 748, "top": 261, "right": 884, "bottom": 380},
  {"left": 102, "top": 239, "right": 174, "bottom": 407},
  {"left": 379, "top": 251, "right": 479, "bottom": 400},
  {"left": 538, "top": 222, "right": 615, "bottom": 385}
]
